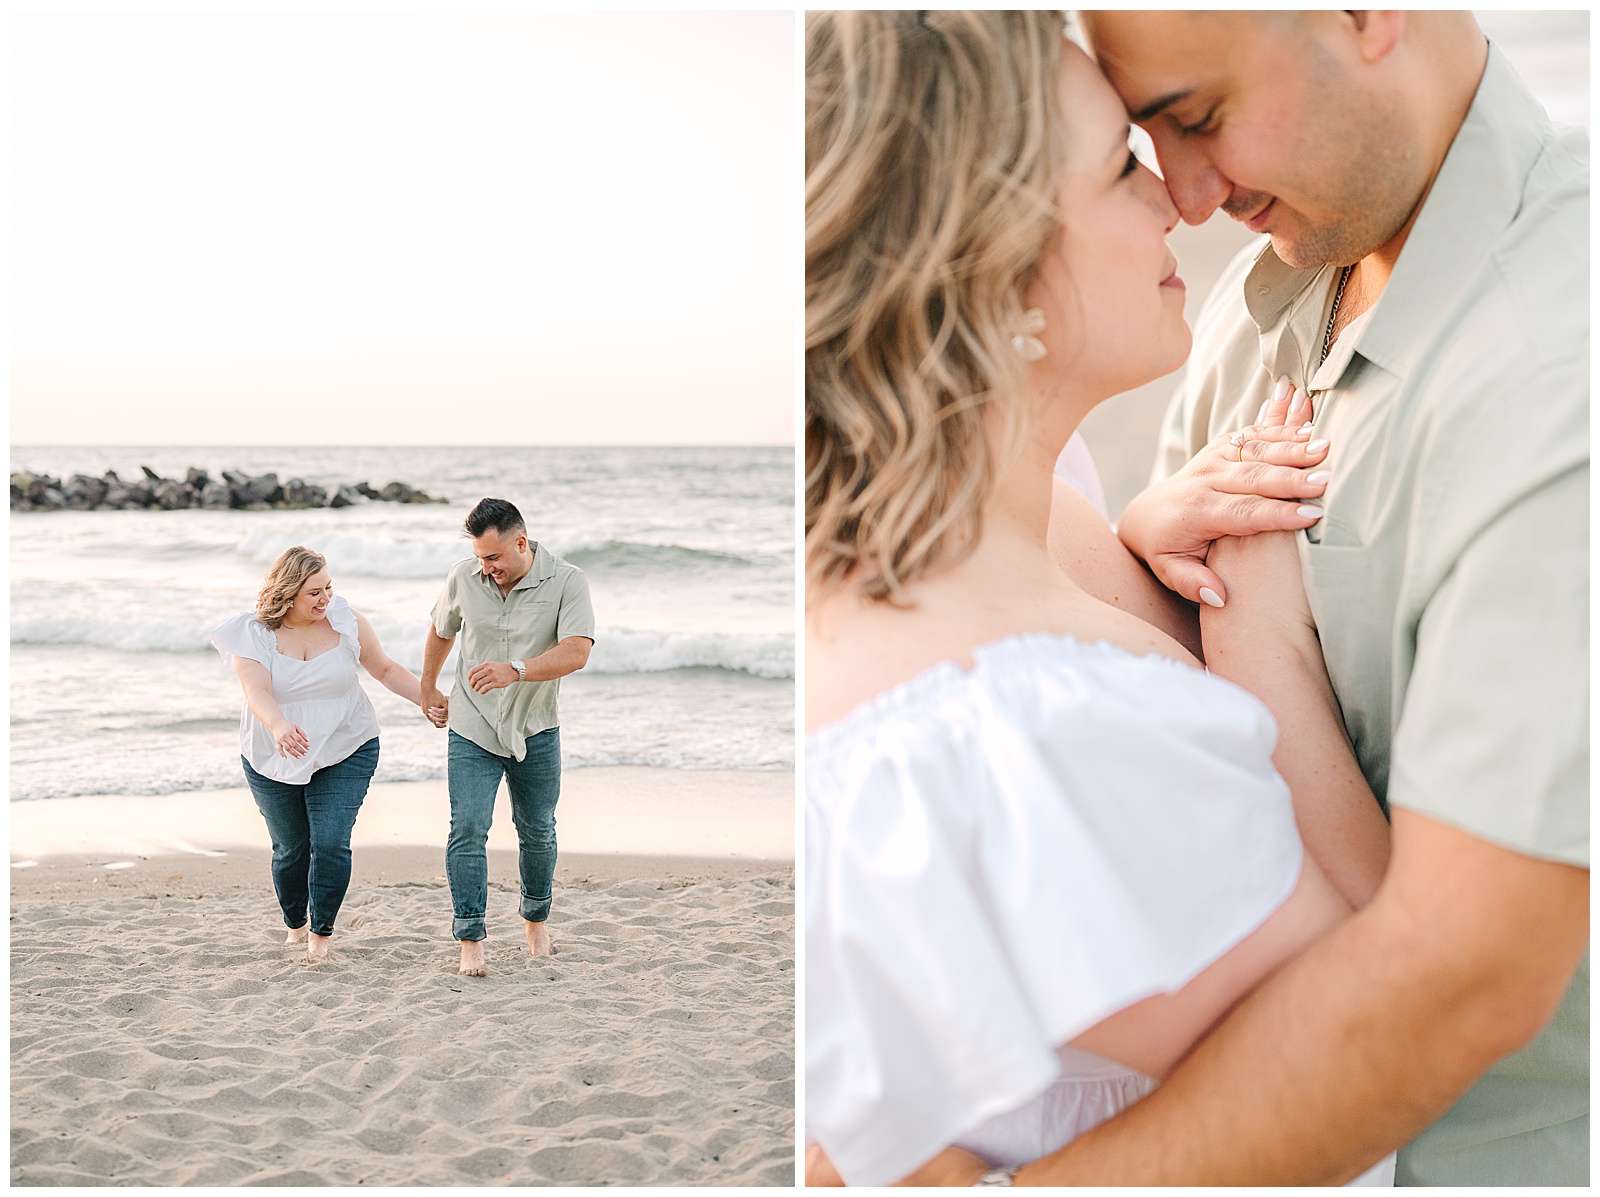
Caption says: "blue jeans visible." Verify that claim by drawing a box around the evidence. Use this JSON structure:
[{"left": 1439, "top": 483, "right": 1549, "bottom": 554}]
[
  {"left": 241, "top": 737, "right": 379, "bottom": 938},
  {"left": 445, "top": 728, "right": 561, "bottom": 941}
]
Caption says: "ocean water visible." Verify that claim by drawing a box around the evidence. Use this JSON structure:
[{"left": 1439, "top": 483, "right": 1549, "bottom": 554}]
[{"left": 10, "top": 445, "right": 794, "bottom": 801}]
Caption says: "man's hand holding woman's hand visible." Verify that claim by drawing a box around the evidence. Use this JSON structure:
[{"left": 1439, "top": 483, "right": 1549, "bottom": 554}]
[
  {"left": 1118, "top": 376, "right": 1329, "bottom": 608},
  {"left": 421, "top": 685, "right": 449, "bottom": 729}
]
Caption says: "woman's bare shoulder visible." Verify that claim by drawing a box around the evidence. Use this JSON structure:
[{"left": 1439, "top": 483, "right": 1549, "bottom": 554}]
[{"left": 805, "top": 567, "right": 1197, "bottom": 733}]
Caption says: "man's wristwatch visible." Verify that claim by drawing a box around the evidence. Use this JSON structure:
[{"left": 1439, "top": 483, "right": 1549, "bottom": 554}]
[
  {"left": 511, "top": 659, "right": 526, "bottom": 682},
  {"left": 974, "top": 1166, "right": 1020, "bottom": 1186}
]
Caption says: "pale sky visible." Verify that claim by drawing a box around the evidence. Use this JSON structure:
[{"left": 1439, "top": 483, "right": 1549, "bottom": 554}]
[{"left": 11, "top": 10, "right": 795, "bottom": 446}]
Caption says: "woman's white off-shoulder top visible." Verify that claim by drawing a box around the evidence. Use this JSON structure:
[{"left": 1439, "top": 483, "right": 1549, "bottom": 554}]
[
  {"left": 804, "top": 633, "right": 1308, "bottom": 1187},
  {"left": 211, "top": 594, "right": 380, "bottom": 784}
]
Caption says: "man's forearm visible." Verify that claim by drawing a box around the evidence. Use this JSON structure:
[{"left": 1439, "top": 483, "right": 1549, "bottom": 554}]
[
  {"left": 1020, "top": 904, "right": 1435, "bottom": 1183},
  {"left": 523, "top": 636, "right": 592, "bottom": 682},
  {"left": 1014, "top": 812, "right": 1588, "bottom": 1185},
  {"left": 421, "top": 630, "right": 454, "bottom": 689}
]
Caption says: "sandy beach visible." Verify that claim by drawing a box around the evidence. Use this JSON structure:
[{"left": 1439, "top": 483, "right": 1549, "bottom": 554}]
[{"left": 11, "top": 769, "right": 794, "bottom": 1186}]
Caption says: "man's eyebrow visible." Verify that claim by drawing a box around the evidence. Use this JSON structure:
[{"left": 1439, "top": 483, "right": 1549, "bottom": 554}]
[{"left": 1129, "top": 89, "right": 1193, "bottom": 123}]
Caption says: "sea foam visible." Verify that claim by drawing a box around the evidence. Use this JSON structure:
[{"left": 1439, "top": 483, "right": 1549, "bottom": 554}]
[
  {"left": 12, "top": 617, "right": 794, "bottom": 680},
  {"left": 234, "top": 530, "right": 772, "bottom": 580}
]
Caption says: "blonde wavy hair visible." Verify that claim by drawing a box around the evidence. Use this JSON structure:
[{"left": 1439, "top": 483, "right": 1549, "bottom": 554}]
[
  {"left": 256, "top": 546, "right": 329, "bottom": 629},
  {"left": 806, "top": 9, "right": 1066, "bottom": 604}
]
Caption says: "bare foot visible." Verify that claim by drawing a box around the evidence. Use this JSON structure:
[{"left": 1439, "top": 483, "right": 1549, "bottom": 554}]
[
  {"left": 458, "top": 938, "right": 487, "bottom": 976},
  {"left": 285, "top": 924, "right": 309, "bottom": 945},
  {"left": 306, "top": 932, "right": 331, "bottom": 964},
  {"left": 524, "top": 919, "right": 553, "bottom": 958}
]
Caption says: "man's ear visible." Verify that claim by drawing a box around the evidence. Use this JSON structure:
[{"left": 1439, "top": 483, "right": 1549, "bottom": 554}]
[{"left": 1345, "top": 11, "right": 1404, "bottom": 65}]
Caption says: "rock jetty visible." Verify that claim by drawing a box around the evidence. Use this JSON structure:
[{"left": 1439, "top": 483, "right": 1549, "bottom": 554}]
[{"left": 10, "top": 467, "right": 446, "bottom": 512}]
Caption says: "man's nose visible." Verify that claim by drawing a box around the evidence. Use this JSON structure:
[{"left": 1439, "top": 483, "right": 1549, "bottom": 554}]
[{"left": 1151, "top": 139, "right": 1231, "bottom": 226}]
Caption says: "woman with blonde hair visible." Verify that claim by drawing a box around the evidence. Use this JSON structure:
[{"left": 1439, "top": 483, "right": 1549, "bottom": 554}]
[
  {"left": 805, "top": 11, "right": 1393, "bottom": 1185},
  {"left": 212, "top": 546, "right": 435, "bottom": 963}
]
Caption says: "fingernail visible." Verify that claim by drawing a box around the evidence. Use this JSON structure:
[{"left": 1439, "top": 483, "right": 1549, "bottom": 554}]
[
  {"left": 1297, "top": 505, "right": 1325, "bottom": 521},
  {"left": 1308, "top": 439, "right": 1329, "bottom": 454},
  {"left": 1298, "top": 422, "right": 1315, "bottom": 435},
  {"left": 1273, "top": 377, "right": 1292, "bottom": 405},
  {"left": 1198, "top": 587, "right": 1225, "bottom": 608},
  {"left": 1288, "top": 387, "right": 1307, "bottom": 414},
  {"left": 1307, "top": 471, "right": 1332, "bottom": 486},
  {"left": 1256, "top": 400, "right": 1271, "bottom": 423}
]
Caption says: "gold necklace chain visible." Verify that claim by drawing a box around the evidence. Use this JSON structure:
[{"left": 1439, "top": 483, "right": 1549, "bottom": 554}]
[{"left": 1319, "top": 264, "right": 1353, "bottom": 367}]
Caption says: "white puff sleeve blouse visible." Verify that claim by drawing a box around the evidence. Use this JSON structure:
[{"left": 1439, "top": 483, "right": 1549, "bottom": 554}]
[
  {"left": 211, "top": 594, "right": 381, "bottom": 785},
  {"left": 804, "top": 633, "right": 1308, "bottom": 1186}
]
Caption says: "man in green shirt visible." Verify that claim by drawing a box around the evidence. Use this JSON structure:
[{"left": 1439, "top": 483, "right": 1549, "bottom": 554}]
[
  {"left": 422, "top": 497, "right": 596, "bottom": 977},
  {"left": 990, "top": 11, "right": 1586, "bottom": 1187}
]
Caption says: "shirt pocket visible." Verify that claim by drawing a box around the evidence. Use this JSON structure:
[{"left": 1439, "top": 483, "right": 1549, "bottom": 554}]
[
  {"left": 513, "top": 599, "right": 559, "bottom": 653},
  {"left": 1298, "top": 537, "right": 1393, "bottom": 808}
]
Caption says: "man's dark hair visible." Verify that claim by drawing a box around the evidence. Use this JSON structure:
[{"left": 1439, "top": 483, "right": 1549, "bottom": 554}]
[{"left": 464, "top": 497, "right": 526, "bottom": 540}]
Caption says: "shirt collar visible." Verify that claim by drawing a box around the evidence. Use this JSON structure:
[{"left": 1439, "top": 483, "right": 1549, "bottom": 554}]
[
  {"left": 524, "top": 541, "right": 556, "bottom": 589},
  {"left": 1241, "top": 41, "right": 1553, "bottom": 385}
]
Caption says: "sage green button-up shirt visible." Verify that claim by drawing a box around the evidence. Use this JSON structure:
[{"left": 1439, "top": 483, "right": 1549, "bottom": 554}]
[
  {"left": 1152, "top": 43, "right": 1588, "bottom": 1188},
  {"left": 430, "top": 542, "right": 595, "bottom": 761}
]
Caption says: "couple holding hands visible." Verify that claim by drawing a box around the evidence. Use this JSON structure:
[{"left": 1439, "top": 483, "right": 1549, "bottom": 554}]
[
  {"left": 805, "top": 10, "right": 1586, "bottom": 1188},
  {"left": 211, "top": 497, "right": 595, "bottom": 976}
]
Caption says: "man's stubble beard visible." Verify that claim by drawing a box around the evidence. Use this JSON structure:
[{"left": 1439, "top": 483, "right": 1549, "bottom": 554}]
[{"left": 1268, "top": 65, "right": 1424, "bottom": 270}]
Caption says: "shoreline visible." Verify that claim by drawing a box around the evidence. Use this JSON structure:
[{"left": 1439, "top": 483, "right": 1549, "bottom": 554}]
[{"left": 10, "top": 766, "right": 794, "bottom": 866}]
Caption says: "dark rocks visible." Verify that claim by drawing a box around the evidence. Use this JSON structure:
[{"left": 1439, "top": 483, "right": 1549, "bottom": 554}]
[
  {"left": 11, "top": 472, "right": 49, "bottom": 507},
  {"left": 151, "top": 479, "right": 193, "bottom": 510},
  {"left": 65, "top": 474, "right": 109, "bottom": 508},
  {"left": 101, "top": 470, "right": 134, "bottom": 509},
  {"left": 378, "top": 481, "right": 443, "bottom": 504},
  {"left": 281, "top": 478, "right": 327, "bottom": 508},
  {"left": 241, "top": 472, "right": 282, "bottom": 505},
  {"left": 11, "top": 466, "right": 445, "bottom": 510}
]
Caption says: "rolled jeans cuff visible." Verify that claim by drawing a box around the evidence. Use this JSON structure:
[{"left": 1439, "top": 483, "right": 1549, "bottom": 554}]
[
  {"left": 521, "top": 891, "right": 552, "bottom": 923},
  {"left": 452, "top": 916, "right": 487, "bottom": 942}
]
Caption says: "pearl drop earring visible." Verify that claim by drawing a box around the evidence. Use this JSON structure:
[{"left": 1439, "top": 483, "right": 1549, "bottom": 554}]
[{"left": 1012, "top": 308, "right": 1047, "bottom": 362}]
